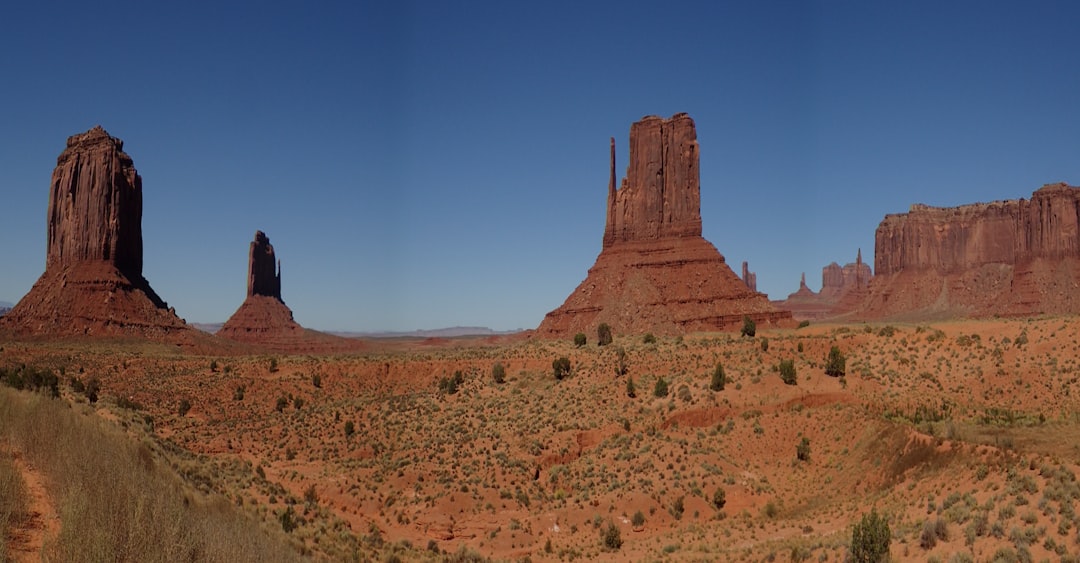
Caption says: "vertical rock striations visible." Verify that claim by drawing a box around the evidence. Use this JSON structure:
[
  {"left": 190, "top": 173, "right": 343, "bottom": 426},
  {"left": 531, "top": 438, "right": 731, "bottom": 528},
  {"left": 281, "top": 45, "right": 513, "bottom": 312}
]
[
  {"left": 248, "top": 230, "right": 282, "bottom": 299},
  {"left": 858, "top": 183, "right": 1080, "bottom": 318},
  {"left": 0, "top": 126, "right": 194, "bottom": 339},
  {"left": 538, "top": 114, "right": 791, "bottom": 336}
]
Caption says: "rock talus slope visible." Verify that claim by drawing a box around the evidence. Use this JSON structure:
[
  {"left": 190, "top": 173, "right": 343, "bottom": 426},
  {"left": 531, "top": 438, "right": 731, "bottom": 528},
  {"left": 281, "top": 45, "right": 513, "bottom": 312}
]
[{"left": 539, "top": 113, "right": 791, "bottom": 336}]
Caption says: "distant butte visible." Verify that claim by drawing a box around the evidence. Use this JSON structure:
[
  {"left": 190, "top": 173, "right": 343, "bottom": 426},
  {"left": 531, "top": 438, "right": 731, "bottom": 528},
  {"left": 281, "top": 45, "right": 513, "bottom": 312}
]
[
  {"left": 853, "top": 183, "right": 1080, "bottom": 319},
  {"left": 774, "top": 250, "right": 871, "bottom": 321},
  {"left": 0, "top": 126, "right": 198, "bottom": 341},
  {"left": 217, "top": 230, "right": 362, "bottom": 353},
  {"left": 537, "top": 113, "right": 791, "bottom": 336}
]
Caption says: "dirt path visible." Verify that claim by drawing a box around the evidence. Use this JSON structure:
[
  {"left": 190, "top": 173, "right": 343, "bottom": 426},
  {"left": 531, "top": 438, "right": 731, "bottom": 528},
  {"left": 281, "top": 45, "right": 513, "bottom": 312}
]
[{"left": 6, "top": 450, "right": 60, "bottom": 561}]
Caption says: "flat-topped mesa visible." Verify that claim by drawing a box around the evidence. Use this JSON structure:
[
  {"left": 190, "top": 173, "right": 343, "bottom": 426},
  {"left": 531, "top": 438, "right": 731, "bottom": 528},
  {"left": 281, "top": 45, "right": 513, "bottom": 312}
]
[
  {"left": 603, "top": 113, "right": 701, "bottom": 248},
  {"left": 47, "top": 125, "right": 143, "bottom": 279},
  {"left": 858, "top": 182, "right": 1080, "bottom": 319},
  {"left": 248, "top": 230, "right": 282, "bottom": 300}
]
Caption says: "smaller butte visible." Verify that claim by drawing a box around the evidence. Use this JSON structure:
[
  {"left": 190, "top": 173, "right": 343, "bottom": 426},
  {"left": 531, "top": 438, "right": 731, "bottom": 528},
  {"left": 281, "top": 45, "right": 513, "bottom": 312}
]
[{"left": 217, "top": 231, "right": 361, "bottom": 353}]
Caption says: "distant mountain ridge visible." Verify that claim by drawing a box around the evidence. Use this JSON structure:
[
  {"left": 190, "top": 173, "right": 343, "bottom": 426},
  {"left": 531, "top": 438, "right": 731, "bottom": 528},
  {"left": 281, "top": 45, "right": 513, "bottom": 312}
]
[{"left": 189, "top": 323, "right": 519, "bottom": 339}]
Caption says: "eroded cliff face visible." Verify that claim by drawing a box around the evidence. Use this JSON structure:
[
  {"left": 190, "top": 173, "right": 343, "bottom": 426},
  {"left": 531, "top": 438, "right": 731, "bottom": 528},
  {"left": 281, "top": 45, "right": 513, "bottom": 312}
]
[
  {"left": 603, "top": 113, "right": 701, "bottom": 247},
  {"left": 860, "top": 183, "right": 1080, "bottom": 318},
  {"left": 248, "top": 230, "right": 282, "bottom": 299},
  {"left": 0, "top": 126, "right": 193, "bottom": 340},
  {"left": 539, "top": 113, "right": 790, "bottom": 336}
]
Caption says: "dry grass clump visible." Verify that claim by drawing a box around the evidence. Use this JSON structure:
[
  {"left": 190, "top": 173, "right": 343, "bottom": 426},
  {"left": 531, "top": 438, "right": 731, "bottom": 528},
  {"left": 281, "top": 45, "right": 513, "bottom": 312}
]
[
  {"left": 0, "top": 450, "right": 30, "bottom": 560},
  {"left": 0, "top": 386, "right": 300, "bottom": 563}
]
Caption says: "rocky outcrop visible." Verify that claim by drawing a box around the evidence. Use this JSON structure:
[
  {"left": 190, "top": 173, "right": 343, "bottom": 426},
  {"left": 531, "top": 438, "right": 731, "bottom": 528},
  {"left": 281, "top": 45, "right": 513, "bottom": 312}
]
[
  {"left": 538, "top": 114, "right": 791, "bottom": 336},
  {"left": 856, "top": 183, "right": 1080, "bottom": 318},
  {"left": 218, "top": 231, "right": 362, "bottom": 353},
  {"left": 0, "top": 127, "right": 197, "bottom": 341},
  {"left": 741, "top": 262, "right": 758, "bottom": 292},
  {"left": 774, "top": 251, "right": 872, "bottom": 320}
]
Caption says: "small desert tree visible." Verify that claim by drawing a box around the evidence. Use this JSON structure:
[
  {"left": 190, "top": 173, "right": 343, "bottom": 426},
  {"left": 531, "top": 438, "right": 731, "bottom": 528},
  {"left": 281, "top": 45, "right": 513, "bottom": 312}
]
[
  {"left": 653, "top": 376, "right": 669, "bottom": 398},
  {"left": 741, "top": 316, "right": 756, "bottom": 338},
  {"left": 552, "top": 357, "right": 571, "bottom": 380},
  {"left": 492, "top": 362, "right": 506, "bottom": 384},
  {"left": 710, "top": 363, "right": 726, "bottom": 391},
  {"left": 625, "top": 376, "right": 636, "bottom": 398},
  {"left": 713, "top": 488, "right": 727, "bottom": 509},
  {"left": 597, "top": 323, "right": 613, "bottom": 346},
  {"left": 796, "top": 436, "right": 811, "bottom": 462},
  {"left": 850, "top": 509, "right": 891, "bottom": 563},
  {"left": 573, "top": 332, "right": 587, "bottom": 347},
  {"left": 779, "top": 359, "right": 797, "bottom": 385},
  {"left": 825, "top": 346, "right": 846, "bottom": 377},
  {"left": 600, "top": 520, "right": 622, "bottom": 550}
]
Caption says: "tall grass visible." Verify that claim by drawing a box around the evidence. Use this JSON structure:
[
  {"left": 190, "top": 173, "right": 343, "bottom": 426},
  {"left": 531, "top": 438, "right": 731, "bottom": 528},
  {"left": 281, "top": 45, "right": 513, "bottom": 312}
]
[
  {"left": 0, "top": 387, "right": 300, "bottom": 562},
  {"left": 0, "top": 449, "right": 30, "bottom": 561}
]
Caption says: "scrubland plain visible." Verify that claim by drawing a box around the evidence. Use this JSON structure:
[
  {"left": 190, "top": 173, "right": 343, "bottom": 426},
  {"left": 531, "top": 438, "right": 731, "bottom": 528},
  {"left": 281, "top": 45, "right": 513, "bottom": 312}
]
[{"left": 4, "top": 317, "right": 1080, "bottom": 561}]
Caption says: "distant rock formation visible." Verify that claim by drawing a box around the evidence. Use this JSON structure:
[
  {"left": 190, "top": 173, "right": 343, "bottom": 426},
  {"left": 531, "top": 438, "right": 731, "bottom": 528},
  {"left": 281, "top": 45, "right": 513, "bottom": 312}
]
[
  {"left": 218, "top": 231, "right": 361, "bottom": 353},
  {"left": 538, "top": 113, "right": 791, "bottom": 336},
  {"left": 0, "top": 126, "right": 196, "bottom": 340},
  {"left": 741, "top": 262, "right": 757, "bottom": 292},
  {"left": 774, "top": 251, "right": 871, "bottom": 320},
  {"left": 855, "top": 183, "right": 1080, "bottom": 318}
]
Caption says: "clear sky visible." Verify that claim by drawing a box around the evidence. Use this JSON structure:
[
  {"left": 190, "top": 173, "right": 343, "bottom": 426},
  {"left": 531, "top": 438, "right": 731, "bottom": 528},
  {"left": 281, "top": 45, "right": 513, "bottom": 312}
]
[{"left": 2, "top": 1, "right": 1079, "bottom": 332}]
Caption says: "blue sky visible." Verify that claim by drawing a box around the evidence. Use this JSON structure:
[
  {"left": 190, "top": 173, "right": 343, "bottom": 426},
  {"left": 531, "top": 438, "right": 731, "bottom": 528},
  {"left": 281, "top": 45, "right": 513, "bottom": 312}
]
[{"left": 2, "top": 1, "right": 1079, "bottom": 332}]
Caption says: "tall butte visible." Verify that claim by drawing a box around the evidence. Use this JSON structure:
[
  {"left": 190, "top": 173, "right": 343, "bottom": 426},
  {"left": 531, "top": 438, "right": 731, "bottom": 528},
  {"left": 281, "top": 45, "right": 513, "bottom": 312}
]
[
  {"left": 217, "top": 231, "right": 360, "bottom": 353},
  {"left": 538, "top": 113, "right": 791, "bottom": 336},
  {"left": 0, "top": 126, "right": 192, "bottom": 338}
]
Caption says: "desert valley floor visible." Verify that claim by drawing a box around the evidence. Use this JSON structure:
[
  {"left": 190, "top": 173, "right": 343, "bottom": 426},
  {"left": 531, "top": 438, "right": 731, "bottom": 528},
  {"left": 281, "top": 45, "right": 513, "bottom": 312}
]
[{"left": 4, "top": 317, "right": 1080, "bottom": 561}]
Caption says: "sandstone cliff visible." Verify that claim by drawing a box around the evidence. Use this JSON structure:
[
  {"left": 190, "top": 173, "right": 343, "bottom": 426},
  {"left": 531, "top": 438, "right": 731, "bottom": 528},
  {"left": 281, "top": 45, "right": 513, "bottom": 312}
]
[
  {"left": 857, "top": 183, "right": 1080, "bottom": 318},
  {"left": 741, "top": 262, "right": 758, "bottom": 292},
  {"left": 539, "top": 114, "right": 791, "bottom": 336},
  {"left": 0, "top": 126, "right": 196, "bottom": 341}
]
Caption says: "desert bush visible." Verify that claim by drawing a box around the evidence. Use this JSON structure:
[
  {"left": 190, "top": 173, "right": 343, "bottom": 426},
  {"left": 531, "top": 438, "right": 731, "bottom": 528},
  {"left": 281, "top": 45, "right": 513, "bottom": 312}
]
[
  {"left": 653, "top": 377, "right": 669, "bottom": 398},
  {"left": 761, "top": 337, "right": 769, "bottom": 352},
  {"left": 710, "top": 363, "right": 726, "bottom": 391},
  {"left": 311, "top": 373, "right": 321, "bottom": 388},
  {"left": 552, "top": 357, "right": 571, "bottom": 380},
  {"left": 269, "top": 357, "right": 279, "bottom": 373},
  {"left": 279, "top": 506, "right": 297, "bottom": 533},
  {"left": 275, "top": 396, "right": 289, "bottom": 412},
  {"left": 850, "top": 509, "right": 890, "bottom": 562},
  {"left": 84, "top": 377, "right": 100, "bottom": 403},
  {"left": 676, "top": 384, "right": 692, "bottom": 402},
  {"left": 920, "top": 517, "right": 948, "bottom": 549},
  {"left": 600, "top": 519, "right": 622, "bottom": 550},
  {"left": 597, "top": 323, "right": 613, "bottom": 346},
  {"left": 615, "top": 347, "right": 629, "bottom": 376},
  {"left": 573, "top": 333, "right": 586, "bottom": 347},
  {"left": 344, "top": 420, "right": 355, "bottom": 437},
  {"left": 671, "top": 495, "right": 685, "bottom": 520},
  {"left": 779, "top": 359, "right": 797, "bottom": 385},
  {"left": 643, "top": 333, "right": 657, "bottom": 344},
  {"left": 209, "top": 360, "right": 218, "bottom": 372},
  {"left": 713, "top": 488, "right": 726, "bottom": 509},
  {"left": 491, "top": 362, "right": 506, "bottom": 384},
  {"left": 178, "top": 399, "right": 192, "bottom": 416},
  {"left": 825, "top": 346, "right": 846, "bottom": 377},
  {"left": 797, "top": 320, "right": 810, "bottom": 329},
  {"left": 797, "top": 437, "right": 811, "bottom": 462},
  {"left": 741, "top": 316, "right": 756, "bottom": 338},
  {"left": 625, "top": 376, "right": 636, "bottom": 398},
  {"left": 233, "top": 385, "right": 245, "bottom": 401},
  {"left": 632, "top": 510, "right": 645, "bottom": 527}
]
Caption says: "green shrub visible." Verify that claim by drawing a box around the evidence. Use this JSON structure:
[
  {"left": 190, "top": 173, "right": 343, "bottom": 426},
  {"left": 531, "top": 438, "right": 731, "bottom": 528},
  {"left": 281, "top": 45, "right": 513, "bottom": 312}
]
[
  {"left": 779, "top": 359, "right": 797, "bottom": 385},
  {"left": 796, "top": 437, "right": 810, "bottom": 462},
  {"left": 279, "top": 506, "right": 297, "bottom": 533},
  {"left": 269, "top": 357, "right": 279, "bottom": 373},
  {"left": 625, "top": 377, "right": 636, "bottom": 398},
  {"left": 597, "top": 323, "right": 613, "bottom": 346},
  {"left": 825, "top": 346, "right": 846, "bottom": 377},
  {"left": 178, "top": 399, "right": 192, "bottom": 417},
  {"left": 492, "top": 362, "right": 506, "bottom": 384},
  {"left": 653, "top": 377, "right": 669, "bottom": 398},
  {"left": 741, "top": 316, "right": 756, "bottom": 338},
  {"left": 643, "top": 333, "right": 657, "bottom": 344},
  {"left": 710, "top": 363, "right": 726, "bottom": 391},
  {"left": 615, "top": 347, "right": 629, "bottom": 376},
  {"left": 850, "top": 509, "right": 891, "bottom": 562},
  {"left": 797, "top": 320, "right": 810, "bottom": 329},
  {"left": 233, "top": 385, "right": 245, "bottom": 401},
  {"left": 631, "top": 510, "right": 645, "bottom": 527},
  {"left": 311, "top": 373, "right": 321, "bottom": 388},
  {"left": 275, "top": 396, "right": 288, "bottom": 412},
  {"left": 552, "top": 357, "right": 571, "bottom": 380},
  {"left": 600, "top": 520, "right": 622, "bottom": 550},
  {"left": 573, "top": 333, "right": 587, "bottom": 347},
  {"left": 713, "top": 488, "right": 726, "bottom": 509},
  {"left": 344, "top": 421, "right": 355, "bottom": 437},
  {"left": 761, "top": 337, "right": 769, "bottom": 352},
  {"left": 671, "top": 496, "right": 685, "bottom": 520}
]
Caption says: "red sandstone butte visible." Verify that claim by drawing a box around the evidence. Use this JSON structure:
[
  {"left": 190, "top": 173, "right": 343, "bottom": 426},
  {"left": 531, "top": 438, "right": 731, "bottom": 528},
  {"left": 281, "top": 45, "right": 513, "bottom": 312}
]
[
  {"left": 854, "top": 183, "right": 1080, "bottom": 319},
  {"left": 537, "top": 114, "right": 791, "bottom": 336},
  {"left": 774, "top": 250, "right": 871, "bottom": 320},
  {"left": 0, "top": 126, "right": 198, "bottom": 341},
  {"left": 218, "top": 231, "right": 361, "bottom": 353}
]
